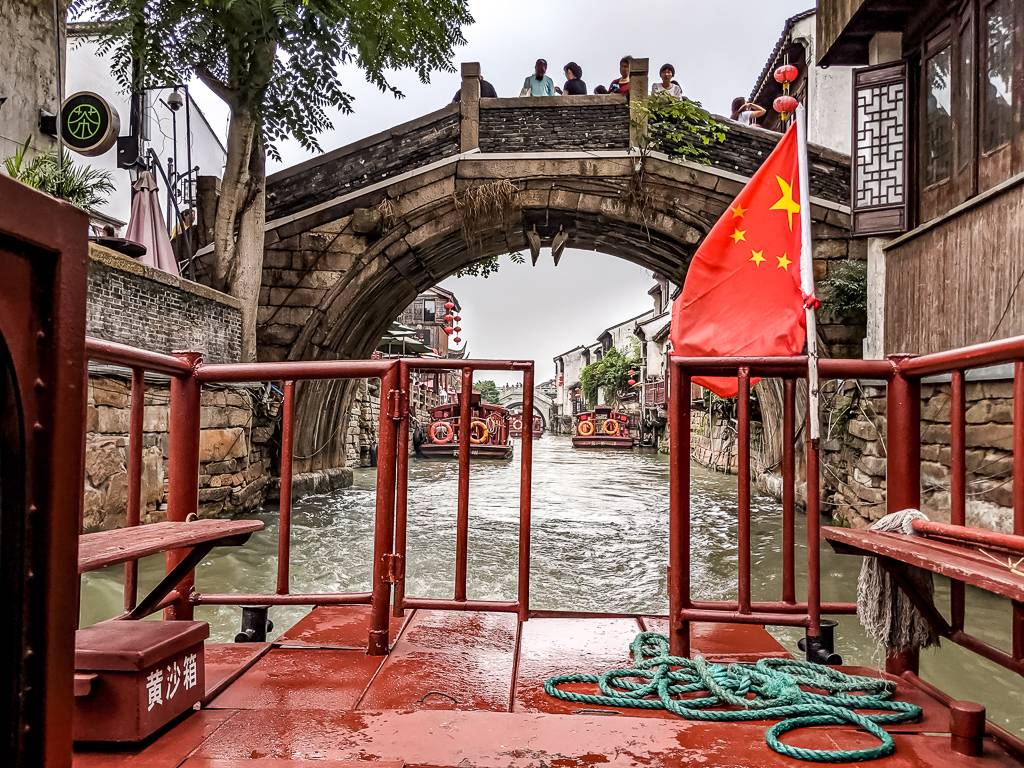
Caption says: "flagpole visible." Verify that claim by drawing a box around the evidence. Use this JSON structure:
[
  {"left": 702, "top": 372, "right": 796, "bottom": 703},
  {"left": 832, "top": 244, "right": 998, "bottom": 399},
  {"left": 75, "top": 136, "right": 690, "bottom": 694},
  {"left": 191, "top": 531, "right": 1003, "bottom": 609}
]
[{"left": 795, "top": 104, "right": 820, "bottom": 442}]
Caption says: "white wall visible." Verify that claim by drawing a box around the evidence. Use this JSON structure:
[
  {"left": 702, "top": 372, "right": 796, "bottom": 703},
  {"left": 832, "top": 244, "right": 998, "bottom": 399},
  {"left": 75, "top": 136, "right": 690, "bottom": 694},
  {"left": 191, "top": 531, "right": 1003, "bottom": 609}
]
[
  {"left": 794, "top": 15, "right": 853, "bottom": 156},
  {"left": 65, "top": 35, "right": 226, "bottom": 231}
]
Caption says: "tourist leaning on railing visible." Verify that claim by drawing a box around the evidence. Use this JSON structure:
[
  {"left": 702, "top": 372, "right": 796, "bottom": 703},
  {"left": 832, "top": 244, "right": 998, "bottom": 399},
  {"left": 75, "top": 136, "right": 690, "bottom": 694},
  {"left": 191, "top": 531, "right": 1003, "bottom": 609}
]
[
  {"left": 520, "top": 58, "right": 556, "bottom": 96},
  {"left": 562, "top": 62, "right": 587, "bottom": 95},
  {"left": 652, "top": 63, "right": 683, "bottom": 98}
]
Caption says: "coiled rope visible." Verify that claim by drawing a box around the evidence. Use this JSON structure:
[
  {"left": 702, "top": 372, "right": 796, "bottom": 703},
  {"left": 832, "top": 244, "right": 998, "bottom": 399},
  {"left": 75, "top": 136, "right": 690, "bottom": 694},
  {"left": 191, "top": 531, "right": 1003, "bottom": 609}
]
[{"left": 544, "top": 632, "right": 922, "bottom": 762}]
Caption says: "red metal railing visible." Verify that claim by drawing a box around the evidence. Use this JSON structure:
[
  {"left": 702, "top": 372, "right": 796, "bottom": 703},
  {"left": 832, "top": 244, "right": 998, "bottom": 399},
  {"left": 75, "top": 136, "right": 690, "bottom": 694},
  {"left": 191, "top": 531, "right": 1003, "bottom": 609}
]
[{"left": 392, "top": 359, "right": 535, "bottom": 621}]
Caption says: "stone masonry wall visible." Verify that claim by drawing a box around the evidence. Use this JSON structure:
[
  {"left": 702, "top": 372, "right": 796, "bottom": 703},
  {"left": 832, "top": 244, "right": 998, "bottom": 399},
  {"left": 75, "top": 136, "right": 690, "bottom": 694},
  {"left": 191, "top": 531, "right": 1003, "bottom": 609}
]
[
  {"left": 87, "top": 245, "right": 242, "bottom": 363},
  {"left": 479, "top": 97, "right": 630, "bottom": 153},
  {"left": 83, "top": 373, "right": 277, "bottom": 531},
  {"left": 821, "top": 379, "right": 1013, "bottom": 531},
  {"left": 345, "top": 378, "right": 380, "bottom": 466},
  {"left": 690, "top": 410, "right": 765, "bottom": 474}
]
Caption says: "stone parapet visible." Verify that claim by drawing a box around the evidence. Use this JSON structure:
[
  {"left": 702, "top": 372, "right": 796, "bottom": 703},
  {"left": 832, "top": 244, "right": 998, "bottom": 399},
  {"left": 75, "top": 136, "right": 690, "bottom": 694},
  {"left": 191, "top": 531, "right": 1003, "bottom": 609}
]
[{"left": 87, "top": 244, "right": 242, "bottom": 363}]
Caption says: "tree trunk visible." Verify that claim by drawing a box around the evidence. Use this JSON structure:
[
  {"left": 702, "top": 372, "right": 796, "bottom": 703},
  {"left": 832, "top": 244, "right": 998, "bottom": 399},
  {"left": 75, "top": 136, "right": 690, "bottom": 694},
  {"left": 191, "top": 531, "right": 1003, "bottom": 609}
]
[
  {"left": 211, "top": 108, "right": 258, "bottom": 292},
  {"left": 232, "top": 137, "right": 267, "bottom": 361}
]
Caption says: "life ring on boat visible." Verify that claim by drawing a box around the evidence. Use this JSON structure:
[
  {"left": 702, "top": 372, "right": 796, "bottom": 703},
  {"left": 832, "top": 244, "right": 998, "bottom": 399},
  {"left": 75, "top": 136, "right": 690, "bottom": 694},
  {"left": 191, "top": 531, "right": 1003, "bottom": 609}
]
[
  {"left": 602, "top": 418, "right": 621, "bottom": 436},
  {"left": 510, "top": 415, "right": 523, "bottom": 431},
  {"left": 470, "top": 419, "right": 489, "bottom": 444},
  {"left": 577, "top": 420, "right": 595, "bottom": 437},
  {"left": 429, "top": 420, "right": 454, "bottom": 444}
]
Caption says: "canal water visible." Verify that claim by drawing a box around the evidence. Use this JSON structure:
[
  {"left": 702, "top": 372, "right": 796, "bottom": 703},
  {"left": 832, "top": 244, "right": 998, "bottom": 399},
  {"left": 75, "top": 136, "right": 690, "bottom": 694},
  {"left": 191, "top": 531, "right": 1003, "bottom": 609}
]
[{"left": 81, "top": 434, "right": 1022, "bottom": 734}]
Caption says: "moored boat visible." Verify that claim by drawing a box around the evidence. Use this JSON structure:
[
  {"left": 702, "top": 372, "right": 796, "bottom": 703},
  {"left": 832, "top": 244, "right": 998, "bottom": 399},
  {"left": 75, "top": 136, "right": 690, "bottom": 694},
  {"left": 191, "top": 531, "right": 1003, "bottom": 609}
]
[
  {"left": 509, "top": 411, "right": 543, "bottom": 439},
  {"left": 571, "top": 405, "right": 634, "bottom": 448},
  {"left": 419, "top": 392, "right": 514, "bottom": 459}
]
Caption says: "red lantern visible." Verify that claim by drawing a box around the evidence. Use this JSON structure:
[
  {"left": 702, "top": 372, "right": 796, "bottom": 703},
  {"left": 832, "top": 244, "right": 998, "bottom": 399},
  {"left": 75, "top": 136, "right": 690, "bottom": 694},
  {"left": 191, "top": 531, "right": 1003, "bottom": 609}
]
[
  {"left": 444, "top": 302, "right": 455, "bottom": 311},
  {"left": 455, "top": 315, "right": 462, "bottom": 322},
  {"left": 454, "top": 336, "right": 462, "bottom": 343},
  {"left": 628, "top": 379, "right": 636, "bottom": 386},
  {"left": 774, "top": 64, "right": 799, "bottom": 84},
  {"left": 444, "top": 314, "right": 454, "bottom": 323},
  {"left": 454, "top": 326, "right": 462, "bottom": 333},
  {"left": 443, "top": 327, "right": 453, "bottom": 335},
  {"left": 773, "top": 94, "right": 798, "bottom": 117}
]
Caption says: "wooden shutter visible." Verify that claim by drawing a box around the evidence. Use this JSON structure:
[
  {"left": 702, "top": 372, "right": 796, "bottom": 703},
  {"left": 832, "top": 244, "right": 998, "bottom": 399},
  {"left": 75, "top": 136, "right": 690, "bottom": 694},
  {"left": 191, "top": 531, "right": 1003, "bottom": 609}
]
[{"left": 851, "top": 61, "right": 909, "bottom": 236}]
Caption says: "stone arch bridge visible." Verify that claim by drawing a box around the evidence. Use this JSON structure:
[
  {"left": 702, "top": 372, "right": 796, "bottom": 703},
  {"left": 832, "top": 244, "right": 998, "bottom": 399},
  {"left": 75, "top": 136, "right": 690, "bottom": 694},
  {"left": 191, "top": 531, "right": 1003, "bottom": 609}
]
[
  {"left": 496, "top": 385, "right": 553, "bottom": 430},
  {"left": 254, "top": 60, "right": 861, "bottom": 475}
]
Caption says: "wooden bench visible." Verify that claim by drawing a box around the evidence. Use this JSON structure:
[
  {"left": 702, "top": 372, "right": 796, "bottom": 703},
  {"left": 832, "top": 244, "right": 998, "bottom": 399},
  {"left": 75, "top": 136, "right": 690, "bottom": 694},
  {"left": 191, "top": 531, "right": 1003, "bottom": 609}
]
[
  {"left": 79, "top": 519, "right": 264, "bottom": 619},
  {"left": 823, "top": 525, "right": 1024, "bottom": 604}
]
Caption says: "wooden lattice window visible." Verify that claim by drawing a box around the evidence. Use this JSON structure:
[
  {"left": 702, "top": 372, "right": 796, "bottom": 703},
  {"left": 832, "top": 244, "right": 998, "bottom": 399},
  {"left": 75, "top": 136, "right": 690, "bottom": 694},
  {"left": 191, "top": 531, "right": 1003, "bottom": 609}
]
[{"left": 851, "top": 61, "right": 909, "bottom": 236}]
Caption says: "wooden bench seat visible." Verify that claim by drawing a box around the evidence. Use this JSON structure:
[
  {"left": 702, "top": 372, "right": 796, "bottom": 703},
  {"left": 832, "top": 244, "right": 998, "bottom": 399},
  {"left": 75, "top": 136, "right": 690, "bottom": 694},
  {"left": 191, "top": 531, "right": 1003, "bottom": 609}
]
[
  {"left": 79, "top": 520, "right": 263, "bottom": 573},
  {"left": 822, "top": 526, "right": 1024, "bottom": 602}
]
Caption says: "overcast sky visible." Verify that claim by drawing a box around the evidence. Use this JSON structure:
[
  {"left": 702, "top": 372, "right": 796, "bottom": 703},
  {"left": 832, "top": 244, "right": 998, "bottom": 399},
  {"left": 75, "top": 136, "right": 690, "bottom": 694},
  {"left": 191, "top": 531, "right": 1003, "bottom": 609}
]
[{"left": 191, "top": 0, "right": 812, "bottom": 384}]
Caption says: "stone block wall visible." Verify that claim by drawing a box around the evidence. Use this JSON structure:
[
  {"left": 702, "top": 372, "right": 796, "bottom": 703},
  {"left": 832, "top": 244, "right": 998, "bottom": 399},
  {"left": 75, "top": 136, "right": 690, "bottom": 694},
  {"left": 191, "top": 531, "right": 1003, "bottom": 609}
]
[
  {"left": 821, "top": 379, "right": 1013, "bottom": 532},
  {"left": 83, "top": 373, "right": 277, "bottom": 531},
  {"left": 479, "top": 97, "right": 630, "bottom": 153},
  {"left": 346, "top": 378, "right": 381, "bottom": 465},
  {"left": 87, "top": 244, "right": 242, "bottom": 363},
  {"left": 690, "top": 411, "right": 765, "bottom": 474}
]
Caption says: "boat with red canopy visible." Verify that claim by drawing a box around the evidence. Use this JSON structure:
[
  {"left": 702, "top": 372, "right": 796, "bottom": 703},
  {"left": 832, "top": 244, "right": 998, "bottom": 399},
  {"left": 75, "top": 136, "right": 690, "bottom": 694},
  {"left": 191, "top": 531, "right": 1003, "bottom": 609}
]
[
  {"left": 420, "top": 391, "right": 514, "bottom": 459},
  {"left": 572, "top": 405, "right": 633, "bottom": 449},
  {"left": 509, "top": 411, "right": 543, "bottom": 439}
]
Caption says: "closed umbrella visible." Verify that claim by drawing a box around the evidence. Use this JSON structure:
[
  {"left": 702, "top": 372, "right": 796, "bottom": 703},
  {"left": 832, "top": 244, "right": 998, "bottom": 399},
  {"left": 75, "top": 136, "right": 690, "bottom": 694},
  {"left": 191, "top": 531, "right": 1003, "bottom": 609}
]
[{"left": 126, "top": 170, "right": 179, "bottom": 276}]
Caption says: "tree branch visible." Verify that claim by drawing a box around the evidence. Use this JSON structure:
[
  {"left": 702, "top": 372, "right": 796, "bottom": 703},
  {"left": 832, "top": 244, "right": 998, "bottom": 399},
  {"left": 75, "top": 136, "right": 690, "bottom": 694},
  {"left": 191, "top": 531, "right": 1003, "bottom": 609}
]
[{"left": 195, "top": 66, "right": 235, "bottom": 107}]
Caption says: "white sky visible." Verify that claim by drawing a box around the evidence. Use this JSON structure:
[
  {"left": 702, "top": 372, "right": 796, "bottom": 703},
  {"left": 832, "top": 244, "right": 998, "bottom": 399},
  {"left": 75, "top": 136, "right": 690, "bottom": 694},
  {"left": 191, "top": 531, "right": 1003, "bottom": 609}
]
[{"left": 188, "top": 0, "right": 813, "bottom": 384}]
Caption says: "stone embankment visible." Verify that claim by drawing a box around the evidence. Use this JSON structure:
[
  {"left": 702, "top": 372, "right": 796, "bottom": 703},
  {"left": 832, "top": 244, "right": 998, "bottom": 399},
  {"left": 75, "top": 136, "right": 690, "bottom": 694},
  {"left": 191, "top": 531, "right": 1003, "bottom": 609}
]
[{"left": 83, "top": 373, "right": 278, "bottom": 531}]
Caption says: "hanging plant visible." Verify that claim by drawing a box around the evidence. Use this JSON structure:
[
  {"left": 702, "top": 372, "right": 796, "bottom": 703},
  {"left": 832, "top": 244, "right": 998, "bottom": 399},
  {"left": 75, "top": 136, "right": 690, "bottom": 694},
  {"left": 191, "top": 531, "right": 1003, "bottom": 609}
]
[{"left": 634, "top": 93, "right": 727, "bottom": 165}]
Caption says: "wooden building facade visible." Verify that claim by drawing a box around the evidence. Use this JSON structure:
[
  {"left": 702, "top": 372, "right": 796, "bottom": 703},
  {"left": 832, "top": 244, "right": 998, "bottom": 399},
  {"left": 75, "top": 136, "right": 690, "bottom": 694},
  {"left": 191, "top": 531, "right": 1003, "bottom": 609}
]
[{"left": 819, "top": 0, "right": 1024, "bottom": 354}]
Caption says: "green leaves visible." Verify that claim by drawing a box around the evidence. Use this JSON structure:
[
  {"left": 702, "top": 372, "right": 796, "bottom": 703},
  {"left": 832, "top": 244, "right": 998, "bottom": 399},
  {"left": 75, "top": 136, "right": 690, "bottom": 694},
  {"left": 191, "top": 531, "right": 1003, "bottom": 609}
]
[
  {"left": 579, "top": 345, "right": 642, "bottom": 406},
  {"left": 635, "top": 93, "right": 727, "bottom": 164},
  {"left": 3, "top": 139, "right": 115, "bottom": 210},
  {"left": 820, "top": 259, "right": 868, "bottom": 318},
  {"left": 472, "top": 379, "right": 500, "bottom": 404}
]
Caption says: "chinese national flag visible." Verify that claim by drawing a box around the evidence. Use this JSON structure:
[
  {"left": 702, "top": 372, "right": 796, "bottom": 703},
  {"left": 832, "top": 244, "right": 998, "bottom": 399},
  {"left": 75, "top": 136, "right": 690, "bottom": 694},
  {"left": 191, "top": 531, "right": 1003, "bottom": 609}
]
[{"left": 670, "top": 123, "right": 805, "bottom": 397}]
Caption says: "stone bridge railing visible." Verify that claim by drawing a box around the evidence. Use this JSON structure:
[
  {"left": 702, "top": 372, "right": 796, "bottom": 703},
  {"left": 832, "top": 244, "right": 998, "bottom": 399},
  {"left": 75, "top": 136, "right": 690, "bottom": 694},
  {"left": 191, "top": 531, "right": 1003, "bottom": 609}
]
[{"left": 266, "top": 59, "right": 850, "bottom": 223}]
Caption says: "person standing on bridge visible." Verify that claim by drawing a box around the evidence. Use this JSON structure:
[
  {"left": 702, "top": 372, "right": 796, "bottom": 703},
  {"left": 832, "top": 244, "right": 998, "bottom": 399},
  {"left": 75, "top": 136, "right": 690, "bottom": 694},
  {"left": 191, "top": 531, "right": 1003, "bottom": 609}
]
[
  {"left": 562, "top": 62, "right": 587, "bottom": 95},
  {"left": 521, "top": 59, "right": 556, "bottom": 97},
  {"left": 651, "top": 63, "right": 683, "bottom": 98},
  {"left": 608, "top": 55, "right": 632, "bottom": 95},
  {"left": 730, "top": 96, "right": 766, "bottom": 126}
]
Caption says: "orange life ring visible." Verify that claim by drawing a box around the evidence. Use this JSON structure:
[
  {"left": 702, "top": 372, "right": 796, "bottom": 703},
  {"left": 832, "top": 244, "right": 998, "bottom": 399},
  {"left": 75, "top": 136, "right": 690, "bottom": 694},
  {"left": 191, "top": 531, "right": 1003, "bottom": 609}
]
[
  {"left": 602, "top": 418, "right": 621, "bottom": 436},
  {"left": 429, "top": 420, "right": 454, "bottom": 444},
  {"left": 577, "top": 420, "right": 595, "bottom": 436},
  {"left": 470, "top": 419, "right": 490, "bottom": 444}
]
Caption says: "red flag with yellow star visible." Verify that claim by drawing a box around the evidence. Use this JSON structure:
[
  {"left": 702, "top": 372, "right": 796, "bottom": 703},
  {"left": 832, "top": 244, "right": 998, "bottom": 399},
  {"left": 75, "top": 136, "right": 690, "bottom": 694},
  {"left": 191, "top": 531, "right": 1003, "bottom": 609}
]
[{"left": 670, "top": 123, "right": 805, "bottom": 397}]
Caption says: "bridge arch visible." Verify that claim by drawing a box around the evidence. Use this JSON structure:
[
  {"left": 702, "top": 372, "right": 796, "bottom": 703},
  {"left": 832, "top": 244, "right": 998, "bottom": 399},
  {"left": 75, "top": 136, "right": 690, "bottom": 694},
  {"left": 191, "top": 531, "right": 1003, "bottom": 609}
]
[{"left": 254, "top": 88, "right": 859, "bottom": 473}]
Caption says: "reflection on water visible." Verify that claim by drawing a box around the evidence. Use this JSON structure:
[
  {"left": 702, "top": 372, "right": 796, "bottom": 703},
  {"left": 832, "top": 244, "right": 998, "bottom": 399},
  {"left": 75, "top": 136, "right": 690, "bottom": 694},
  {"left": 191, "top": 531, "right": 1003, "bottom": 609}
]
[{"left": 81, "top": 434, "right": 1022, "bottom": 733}]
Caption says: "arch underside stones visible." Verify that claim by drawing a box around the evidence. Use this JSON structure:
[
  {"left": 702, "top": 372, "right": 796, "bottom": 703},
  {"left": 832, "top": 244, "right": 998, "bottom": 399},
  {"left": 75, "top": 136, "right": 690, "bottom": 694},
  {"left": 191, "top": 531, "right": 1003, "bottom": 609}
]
[{"left": 258, "top": 153, "right": 860, "bottom": 474}]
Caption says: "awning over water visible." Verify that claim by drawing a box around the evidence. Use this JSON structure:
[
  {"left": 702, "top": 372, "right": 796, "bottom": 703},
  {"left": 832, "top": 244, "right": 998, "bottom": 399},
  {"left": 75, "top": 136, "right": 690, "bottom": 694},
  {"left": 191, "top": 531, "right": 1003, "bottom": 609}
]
[{"left": 126, "top": 170, "right": 179, "bottom": 276}]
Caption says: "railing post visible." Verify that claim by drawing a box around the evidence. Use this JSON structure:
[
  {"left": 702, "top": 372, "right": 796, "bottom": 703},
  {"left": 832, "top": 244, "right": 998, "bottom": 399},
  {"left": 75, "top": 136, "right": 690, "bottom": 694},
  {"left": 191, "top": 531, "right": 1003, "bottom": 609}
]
[
  {"left": 165, "top": 351, "right": 202, "bottom": 620},
  {"left": 782, "top": 378, "right": 796, "bottom": 604},
  {"left": 123, "top": 368, "right": 145, "bottom": 612},
  {"left": 884, "top": 356, "right": 921, "bottom": 673},
  {"left": 737, "top": 368, "right": 752, "bottom": 614},
  {"left": 518, "top": 364, "right": 535, "bottom": 621},
  {"left": 668, "top": 364, "right": 691, "bottom": 657},
  {"left": 459, "top": 61, "right": 481, "bottom": 152},
  {"left": 276, "top": 380, "right": 295, "bottom": 595},
  {"left": 369, "top": 364, "right": 400, "bottom": 655},
  {"left": 393, "top": 361, "right": 411, "bottom": 617},
  {"left": 455, "top": 367, "right": 473, "bottom": 602}
]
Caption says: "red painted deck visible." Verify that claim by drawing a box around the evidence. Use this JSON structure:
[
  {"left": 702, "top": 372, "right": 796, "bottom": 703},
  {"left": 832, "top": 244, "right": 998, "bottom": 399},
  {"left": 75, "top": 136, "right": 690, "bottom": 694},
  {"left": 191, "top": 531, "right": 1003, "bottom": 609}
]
[{"left": 73, "top": 606, "right": 1021, "bottom": 767}]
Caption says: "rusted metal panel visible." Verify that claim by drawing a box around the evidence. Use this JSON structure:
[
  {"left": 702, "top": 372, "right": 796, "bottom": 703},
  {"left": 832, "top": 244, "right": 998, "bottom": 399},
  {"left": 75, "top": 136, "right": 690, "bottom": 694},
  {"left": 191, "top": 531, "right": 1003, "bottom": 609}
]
[{"left": 0, "top": 174, "right": 89, "bottom": 768}]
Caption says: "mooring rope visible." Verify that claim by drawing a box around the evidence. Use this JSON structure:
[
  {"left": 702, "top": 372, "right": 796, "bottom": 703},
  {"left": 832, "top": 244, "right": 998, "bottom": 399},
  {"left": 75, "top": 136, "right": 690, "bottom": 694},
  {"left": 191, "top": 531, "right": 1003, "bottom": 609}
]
[{"left": 544, "top": 632, "right": 922, "bottom": 762}]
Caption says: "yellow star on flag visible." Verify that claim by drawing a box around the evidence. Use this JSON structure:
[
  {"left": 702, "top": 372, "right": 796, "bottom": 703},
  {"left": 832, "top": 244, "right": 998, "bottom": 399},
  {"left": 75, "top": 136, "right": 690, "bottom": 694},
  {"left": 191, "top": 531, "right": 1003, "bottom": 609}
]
[
  {"left": 730, "top": 228, "right": 746, "bottom": 244},
  {"left": 769, "top": 176, "right": 800, "bottom": 231},
  {"left": 730, "top": 204, "right": 747, "bottom": 219},
  {"left": 776, "top": 252, "right": 792, "bottom": 270},
  {"left": 749, "top": 249, "right": 765, "bottom": 266}
]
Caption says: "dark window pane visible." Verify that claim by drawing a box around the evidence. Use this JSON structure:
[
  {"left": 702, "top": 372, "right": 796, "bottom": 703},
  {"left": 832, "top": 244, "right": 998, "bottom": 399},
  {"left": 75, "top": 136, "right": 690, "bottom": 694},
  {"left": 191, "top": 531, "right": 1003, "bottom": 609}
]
[
  {"left": 423, "top": 299, "right": 436, "bottom": 322},
  {"left": 957, "top": 22, "right": 974, "bottom": 169},
  {"left": 983, "top": 0, "right": 1015, "bottom": 151},
  {"left": 925, "top": 46, "right": 954, "bottom": 186}
]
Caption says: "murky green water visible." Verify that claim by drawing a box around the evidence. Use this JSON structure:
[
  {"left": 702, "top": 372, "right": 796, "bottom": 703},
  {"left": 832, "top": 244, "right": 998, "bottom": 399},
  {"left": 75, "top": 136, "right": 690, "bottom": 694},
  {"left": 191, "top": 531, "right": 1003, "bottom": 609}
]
[{"left": 81, "top": 435, "right": 1022, "bottom": 734}]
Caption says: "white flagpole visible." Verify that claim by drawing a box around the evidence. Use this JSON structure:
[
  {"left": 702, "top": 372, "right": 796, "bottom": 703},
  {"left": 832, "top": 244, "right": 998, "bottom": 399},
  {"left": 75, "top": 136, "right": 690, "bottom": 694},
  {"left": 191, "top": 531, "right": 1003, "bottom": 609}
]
[{"left": 795, "top": 104, "right": 820, "bottom": 442}]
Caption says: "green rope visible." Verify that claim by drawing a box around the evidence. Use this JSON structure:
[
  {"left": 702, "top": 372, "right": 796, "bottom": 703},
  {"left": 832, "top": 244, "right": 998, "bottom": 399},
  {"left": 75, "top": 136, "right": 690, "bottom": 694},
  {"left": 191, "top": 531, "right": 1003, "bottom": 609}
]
[{"left": 544, "top": 632, "right": 922, "bottom": 763}]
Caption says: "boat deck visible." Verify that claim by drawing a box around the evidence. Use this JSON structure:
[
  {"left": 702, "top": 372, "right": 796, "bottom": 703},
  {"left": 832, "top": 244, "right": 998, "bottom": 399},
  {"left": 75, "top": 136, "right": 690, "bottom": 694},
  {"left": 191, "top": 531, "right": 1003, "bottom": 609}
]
[{"left": 73, "top": 606, "right": 1019, "bottom": 767}]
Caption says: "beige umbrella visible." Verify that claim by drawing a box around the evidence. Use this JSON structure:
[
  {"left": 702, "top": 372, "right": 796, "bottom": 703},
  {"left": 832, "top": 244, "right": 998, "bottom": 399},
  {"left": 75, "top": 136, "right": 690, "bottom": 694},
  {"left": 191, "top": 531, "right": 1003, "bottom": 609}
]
[{"left": 126, "top": 170, "right": 179, "bottom": 276}]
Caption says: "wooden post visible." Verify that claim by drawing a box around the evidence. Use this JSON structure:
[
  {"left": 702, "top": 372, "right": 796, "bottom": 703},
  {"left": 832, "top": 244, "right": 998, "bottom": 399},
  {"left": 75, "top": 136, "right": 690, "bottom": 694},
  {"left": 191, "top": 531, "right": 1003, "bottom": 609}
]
[{"left": 459, "top": 62, "right": 481, "bottom": 153}]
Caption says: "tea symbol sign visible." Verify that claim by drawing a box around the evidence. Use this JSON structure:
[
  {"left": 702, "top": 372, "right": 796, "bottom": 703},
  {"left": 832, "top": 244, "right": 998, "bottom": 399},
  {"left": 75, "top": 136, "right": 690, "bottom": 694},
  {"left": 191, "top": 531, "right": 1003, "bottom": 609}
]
[{"left": 59, "top": 92, "right": 120, "bottom": 156}]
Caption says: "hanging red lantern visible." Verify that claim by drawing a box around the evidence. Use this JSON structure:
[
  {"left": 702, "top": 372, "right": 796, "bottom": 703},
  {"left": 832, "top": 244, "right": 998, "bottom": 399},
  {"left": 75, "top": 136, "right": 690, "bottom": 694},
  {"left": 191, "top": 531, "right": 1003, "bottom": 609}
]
[
  {"left": 454, "top": 336, "right": 462, "bottom": 343},
  {"left": 773, "top": 94, "right": 798, "bottom": 118},
  {"left": 444, "top": 302, "right": 455, "bottom": 311},
  {"left": 628, "top": 379, "right": 636, "bottom": 387},
  {"left": 454, "top": 315, "right": 462, "bottom": 322},
  {"left": 443, "top": 314, "right": 454, "bottom": 323},
  {"left": 443, "top": 327, "right": 453, "bottom": 335},
  {"left": 774, "top": 64, "right": 799, "bottom": 84},
  {"left": 454, "top": 326, "right": 462, "bottom": 333}
]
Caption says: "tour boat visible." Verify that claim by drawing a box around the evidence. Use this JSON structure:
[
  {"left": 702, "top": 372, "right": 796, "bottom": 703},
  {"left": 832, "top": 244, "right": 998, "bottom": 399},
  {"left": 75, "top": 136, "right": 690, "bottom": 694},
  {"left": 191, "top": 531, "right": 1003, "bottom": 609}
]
[
  {"left": 509, "top": 411, "right": 543, "bottom": 439},
  {"left": 418, "top": 391, "right": 514, "bottom": 459},
  {"left": 572, "top": 405, "right": 634, "bottom": 448}
]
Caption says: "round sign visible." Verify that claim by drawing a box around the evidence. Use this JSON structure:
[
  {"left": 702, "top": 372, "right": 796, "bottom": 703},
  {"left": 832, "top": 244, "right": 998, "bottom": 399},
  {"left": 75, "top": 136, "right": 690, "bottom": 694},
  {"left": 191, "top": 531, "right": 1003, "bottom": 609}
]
[{"left": 59, "top": 91, "right": 120, "bottom": 156}]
